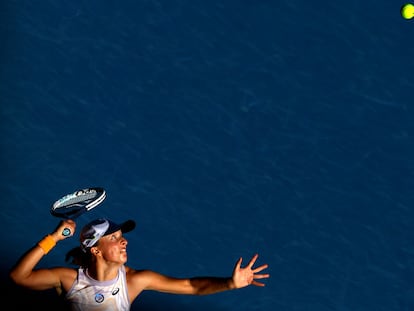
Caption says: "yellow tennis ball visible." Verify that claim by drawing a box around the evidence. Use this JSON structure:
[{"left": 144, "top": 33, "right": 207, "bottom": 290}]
[{"left": 401, "top": 3, "right": 414, "bottom": 19}]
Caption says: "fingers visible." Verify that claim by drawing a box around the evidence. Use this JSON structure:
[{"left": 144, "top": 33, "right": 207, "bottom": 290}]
[
  {"left": 242, "top": 254, "right": 269, "bottom": 272},
  {"left": 236, "top": 254, "right": 269, "bottom": 273},
  {"left": 251, "top": 280, "right": 266, "bottom": 287},
  {"left": 247, "top": 254, "right": 259, "bottom": 268},
  {"left": 253, "top": 263, "right": 269, "bottom": 273},
  {"left": 253, "top": 273, "right": 270, "bottom": 280},
  {"left": 234, "top": 257, "right": 243, "bottom": 270},
  {"left": 63, "top": 219, "right": 76, "bottom": 228},
  {"left": 249, "top": 254, "right": 269, "bottom": 284}
]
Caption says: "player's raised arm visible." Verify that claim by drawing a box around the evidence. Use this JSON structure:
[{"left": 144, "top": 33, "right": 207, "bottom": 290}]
[{"left": 9, "top": 220, "right": 76, "bottom": 290}]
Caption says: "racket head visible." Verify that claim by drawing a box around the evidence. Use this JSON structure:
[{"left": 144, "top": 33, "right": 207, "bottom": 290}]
[{"left": 51, "top": 187, "right": 106, "bottom": 220}]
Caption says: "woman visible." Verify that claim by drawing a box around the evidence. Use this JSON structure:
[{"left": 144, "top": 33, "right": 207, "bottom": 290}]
[{"left": 10, "top": 218, "right": 270, "bottom": 310}]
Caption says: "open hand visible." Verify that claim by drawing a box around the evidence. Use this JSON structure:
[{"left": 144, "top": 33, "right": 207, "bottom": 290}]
[{"left": 232, "top": 254, "right": 269, "bottom": 288}]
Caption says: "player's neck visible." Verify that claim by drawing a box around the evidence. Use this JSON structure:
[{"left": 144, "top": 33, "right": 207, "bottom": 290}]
[{"left": 87, "top": 263, "right": 120, "bottom": 281}]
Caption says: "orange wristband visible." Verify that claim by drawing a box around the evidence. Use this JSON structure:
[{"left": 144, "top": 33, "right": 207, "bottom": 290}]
[{"left": 38, "top": 235, "right": 56, "bottom": 254}]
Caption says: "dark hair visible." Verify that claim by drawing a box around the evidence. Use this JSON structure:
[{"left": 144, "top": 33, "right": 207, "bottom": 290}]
[{"left": 65, "top": 247, "right": 93, "bottom": 268}]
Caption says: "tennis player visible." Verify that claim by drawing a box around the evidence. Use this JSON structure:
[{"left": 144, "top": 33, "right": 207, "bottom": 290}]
[{"left": 10, "top": 218, "right": 270, "bottom": 310}]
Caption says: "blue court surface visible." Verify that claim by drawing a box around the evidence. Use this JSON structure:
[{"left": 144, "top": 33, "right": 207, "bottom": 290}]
[{"left": 1, "top": 1, "right": 413, "bottom": 310}]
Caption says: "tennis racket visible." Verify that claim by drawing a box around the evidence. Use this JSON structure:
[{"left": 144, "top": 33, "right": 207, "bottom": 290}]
[{"left": 51, "top": 187, "right": 106, "bottom": 236}]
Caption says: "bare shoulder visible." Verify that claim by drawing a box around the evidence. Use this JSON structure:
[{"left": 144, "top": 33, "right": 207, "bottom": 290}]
[
  {"left": 125, "top": 267, "right": 163, "bottom": 300},
  {"left": 125, "top": 267, "right": 190, "bottom": 295},
  {"left": 125, "top": 268, "right": 179, "bottom": 290},
  {"left": 125, "top": 267, "right": 160, "bottom": 285}
]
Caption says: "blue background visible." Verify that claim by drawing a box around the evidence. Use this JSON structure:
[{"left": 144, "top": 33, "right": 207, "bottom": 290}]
[{"left": 1, "top": 1, "right": 413, "bottom": 310}]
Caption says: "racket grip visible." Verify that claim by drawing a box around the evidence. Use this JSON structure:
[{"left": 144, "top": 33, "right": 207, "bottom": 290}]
[{"left": 62, "top": 228, "right": 71, "bottom": 236}]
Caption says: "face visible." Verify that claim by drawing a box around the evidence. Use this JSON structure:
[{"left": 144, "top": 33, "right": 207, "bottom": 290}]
[{"left": 93, "top": 230, "right": 129, "bottom": 264}]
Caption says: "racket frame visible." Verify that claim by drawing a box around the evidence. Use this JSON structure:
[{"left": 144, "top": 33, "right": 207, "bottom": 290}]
[{"left": 50, "top": 187, "right": 106, "bottom": 236}]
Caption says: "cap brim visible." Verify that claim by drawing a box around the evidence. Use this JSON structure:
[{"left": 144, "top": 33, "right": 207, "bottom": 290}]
[
  {"left": 121, "top": 220, "right": 136, "bottom": 233},
  {"left": 105, "top": 219, "right": 136, "bottom": 236}
]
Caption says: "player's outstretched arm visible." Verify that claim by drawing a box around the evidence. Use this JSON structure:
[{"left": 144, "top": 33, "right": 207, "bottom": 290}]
[{"left": 131, "top": 253, "right": 269, "bottom": 297}]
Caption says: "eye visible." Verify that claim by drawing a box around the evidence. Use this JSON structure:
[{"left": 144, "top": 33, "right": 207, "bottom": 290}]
[{"left": 110, "top": 233, "right": 122, "bottom": 241}]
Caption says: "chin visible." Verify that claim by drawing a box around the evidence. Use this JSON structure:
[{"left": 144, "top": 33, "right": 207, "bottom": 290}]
[{"left": 121, "top": 253, "right": 128, "bottom": 263}]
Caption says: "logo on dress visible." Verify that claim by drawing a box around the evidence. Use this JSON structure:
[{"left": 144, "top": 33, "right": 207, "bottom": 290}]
[
  {"left": 112, "top": 288, "right": 119, "bottom": 295},
  {"left": 95, "top": 293, "right": 104, "bottom": 303}
]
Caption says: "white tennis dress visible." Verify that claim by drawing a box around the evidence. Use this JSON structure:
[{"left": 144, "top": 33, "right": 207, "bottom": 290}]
[{"left": 66, "top": 265, "right": 130, "bottom": 311}]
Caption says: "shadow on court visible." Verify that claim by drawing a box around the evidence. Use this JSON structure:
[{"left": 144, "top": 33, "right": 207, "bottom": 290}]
[{"left": 0, "top": 271, "right": 69, "bottom": 311}]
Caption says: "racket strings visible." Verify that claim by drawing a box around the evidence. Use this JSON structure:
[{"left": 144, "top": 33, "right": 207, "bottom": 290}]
[
  {"left": 50, "top": 188, "right": 106, "bottom": 220},
  {"left": 58, "top": 193, "right": 98, "bottom": 207}
]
